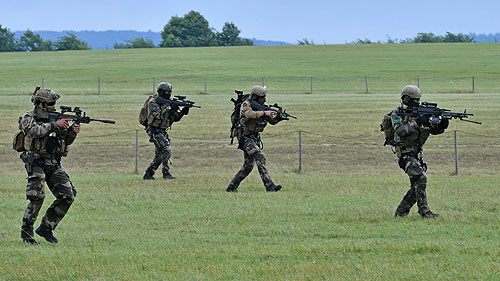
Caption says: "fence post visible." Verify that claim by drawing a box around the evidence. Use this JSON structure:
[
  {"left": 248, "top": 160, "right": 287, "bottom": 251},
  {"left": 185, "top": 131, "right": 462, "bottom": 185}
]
[
  {"left": 135, "top": 130, "right": 139, "bottom": 174},
  {"left": 472, "top": 76, "right": 475, "bottom": 93},
  {"left": 417, "top": 75, "right": 420, "bottom": 88},
  {"left": 299, "top": 130, "right": 303, "bottom": 173},
  {"left": 98, "top": 77, "right": 101, "bottom": 95},
  {"left": 365, "top": 76, "right": 368, "bottom": 93},
  {"left": 153, "top": 77, "right": 156, "bottom": 94},
  {"left": 204, "top": 77, "right": 207, "bottom": 94},
  {"left": 42, "top": 78, "right": 44, "bottom": 88},
  {"left": 454, "top": 130, "right": 459, "bottom": 175},
  {"left": 262, "top": 77, "right": 265, "bottom": 86},
  {"left": 310, "top": 77, "right": 313, "bottom": 94}
]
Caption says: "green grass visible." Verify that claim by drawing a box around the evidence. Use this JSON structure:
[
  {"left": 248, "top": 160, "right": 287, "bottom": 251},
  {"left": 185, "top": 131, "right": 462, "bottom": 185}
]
[
  {"left": 1, "top": 44, "right": 500, "bottom": 280},
  {"left": 1, "top": 43, "right": 500, "bottom": 95}
]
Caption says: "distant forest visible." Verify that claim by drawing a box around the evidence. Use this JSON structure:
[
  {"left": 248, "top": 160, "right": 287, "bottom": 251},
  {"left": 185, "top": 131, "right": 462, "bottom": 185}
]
[{"left": 9, "top": 30, "right": 290, "bottom": 50}]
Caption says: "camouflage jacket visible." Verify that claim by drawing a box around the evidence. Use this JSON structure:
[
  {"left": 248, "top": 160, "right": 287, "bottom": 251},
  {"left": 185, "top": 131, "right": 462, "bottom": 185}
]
[
  {"left": 239, "top": 98, "right": 279, "bottom": 136},
  {"left": 391, "top": 106, "right": 445, "bottom": 157},
  {"left": 19, "top": 111, "right": 77, "bottom": 158},
  {"left": 147, "top": 94, "right": 183, "bottom": 129}
]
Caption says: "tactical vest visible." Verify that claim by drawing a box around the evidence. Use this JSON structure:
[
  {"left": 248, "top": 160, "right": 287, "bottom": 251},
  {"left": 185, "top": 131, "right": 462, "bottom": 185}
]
[
  {"left": 20, "top": 111, "right": 72, "bottom": 158},
  {"left": 239, "top": 99, "right": 267, "bottom": 135},
  {"left": 392, "top": 108, "right": 430, "bottom": 157},
  {"left": 148, "top": 95, "right": 173, "bottom": 129}
]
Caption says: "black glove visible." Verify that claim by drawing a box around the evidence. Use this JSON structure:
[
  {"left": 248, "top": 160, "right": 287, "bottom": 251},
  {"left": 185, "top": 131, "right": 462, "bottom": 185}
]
[
  {"left": 416, "top": 115, "right": 430, "bottom": 126},
  {"left": 439, "top": 118, "right": 449, "bottom": 129},
  {"left": 181, "top": 107, "right": 190, "bottom": 116}
]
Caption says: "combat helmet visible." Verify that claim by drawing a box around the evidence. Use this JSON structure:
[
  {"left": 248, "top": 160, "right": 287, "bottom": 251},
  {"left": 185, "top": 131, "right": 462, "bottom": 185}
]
[
  {"left": 250, "top": 85, "right": 267, "bottom": 97},
  {"left": 157, "top": 82, "right": 172, "bottom": 92},
  {"left": 400, "top": 85, "right": 421, "bottom": 99},
  {"left": 31, "top": 88, "right": 60, "bottom": 105}
]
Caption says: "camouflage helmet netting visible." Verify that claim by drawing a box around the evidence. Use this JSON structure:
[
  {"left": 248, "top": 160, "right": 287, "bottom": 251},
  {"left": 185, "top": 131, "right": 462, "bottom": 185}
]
[
  {"left": 157, "top": 82, "right": 172, "bottom": 92},
  {"left": 31, "top": 88, "right": 60, "bottom": 104},
  {"left": 251, "top": 85, "right": 267, "bottom": 97},
  {"left": 400, "top": 85, "right": 422, "bottom": 99}
]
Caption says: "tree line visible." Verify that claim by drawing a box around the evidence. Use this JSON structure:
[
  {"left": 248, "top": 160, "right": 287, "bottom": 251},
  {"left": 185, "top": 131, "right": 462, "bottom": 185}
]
[
  {"left": 351, "top": 32, "right": 474, "bottom": 44},
  {"left": 0, "top": 25, "right": 90, "bottom": 52},
  {"left": 114, "top": 11, "right": 253, "bottom": 49}
]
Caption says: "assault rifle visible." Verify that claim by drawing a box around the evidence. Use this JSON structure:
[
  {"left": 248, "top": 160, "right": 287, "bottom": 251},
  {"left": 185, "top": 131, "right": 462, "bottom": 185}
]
[
  {"left": 33, "top": 106, "right": 116, "bottom": 124},
  {"left": 155, "top": 95, "right": 201, "bottom": 109},
  {"left": 400, "top": 102, "right": 481, "bottom": 125},
  {"left": 250, "top": 100, "right": 298, "bottom": 121}
]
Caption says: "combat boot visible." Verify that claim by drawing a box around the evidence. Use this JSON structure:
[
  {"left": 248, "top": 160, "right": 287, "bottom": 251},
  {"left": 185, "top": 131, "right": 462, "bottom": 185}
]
[
  {"left": 35, "top": 224, "right": 58, "bottom": 243},
  {"left": 420, "top": 211, "right": 439, "bottom": 219},
  {"left": 163, "top": 172, "right": 176, "bottom": 179},
  {"left": 143, "top": 168, "right": 156, "bottom": 180},
  {"left": 266, "top": 184, "right": 283, "bottom": 192},
  {"left": 21, "top": 229, "right": 38, "bottom": 245},
  {"left": 226, "top": 184, "right": 238, "bottom": 192}
]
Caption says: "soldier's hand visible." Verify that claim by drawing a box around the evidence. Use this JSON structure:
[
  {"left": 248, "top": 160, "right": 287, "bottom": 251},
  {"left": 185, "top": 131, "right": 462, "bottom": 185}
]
[
  {"left": 439, "top": 118, "right": 449, "bottom": 129},
  {"left": 416, "top": 115, "right": 430, "bottom": 126},
  {"left": 181, "top": 106, "right": 190, "bottom": 115},
  {"left": 72, "top": 123, "right": 81, "bottom": 133},
  {"left": 56, "top": 118, "right": 72, "bottom": 129},
  {"left": 263, "top": 110, "right": 274, "bottom": 117}
]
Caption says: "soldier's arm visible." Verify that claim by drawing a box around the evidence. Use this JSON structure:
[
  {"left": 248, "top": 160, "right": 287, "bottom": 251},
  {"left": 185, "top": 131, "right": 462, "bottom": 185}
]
[
  {"left": 64, "top": 128, "right": 78, "bottom": 146},
  {"left": 148, "top": 99, "right": 163, "bottom": 123},
  {"left": 170, "top": 107, "right": 184, "bottom": 122},
  {"left": 392, "top": 114, "right": 418, "bottom": 137},
  {"left": 21, "top": 114, "right": 57, "bottom": 138},
  {"left": 267, "top": 113, "right": 280, "bottom": 125},
  {"left": 429, "top": 118, "right": 448, "bottom": 135},
  {"left": 241, "top": 101, "right": 262, "bottom": 119}
]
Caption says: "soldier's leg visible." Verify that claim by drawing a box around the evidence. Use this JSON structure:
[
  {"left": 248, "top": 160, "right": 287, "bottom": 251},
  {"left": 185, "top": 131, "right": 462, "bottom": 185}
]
[
  {"left": 160, "top": 145, "right": 174, "bottom": 179},
  {"left": 21, "top": 165, "right": 46, "bottom": 243},
  {"left": 40, "top": 165, "right": 76, "bottom": 231},
  {"left": 253, "top": 150, "right": 274, "bottom": 190},
  {"left": 405, "top": 157, "right": 437, "bottom": 218},
  {"left": 144, "top": 134, "right": 168, "bottom": 179},
  {"left": 227, "top": 152, "right": 255, "bottom": 191},
  {"left": 395, "top": 177, "right": 417, "bottom": 216},
  {"left": 243, "top": 139, "right": 280, "bottom": 191}
]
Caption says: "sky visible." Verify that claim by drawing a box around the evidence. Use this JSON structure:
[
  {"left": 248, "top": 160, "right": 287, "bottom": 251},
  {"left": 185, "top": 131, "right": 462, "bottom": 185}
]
[{"left": 1, "top": 0, "right": 499, "bottom": 44}]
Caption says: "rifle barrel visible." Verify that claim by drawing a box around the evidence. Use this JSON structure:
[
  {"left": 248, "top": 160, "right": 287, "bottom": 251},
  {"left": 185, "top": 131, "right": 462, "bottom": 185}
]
[{"left": 91, "top": 118, "right": 116, "bottom": 124}]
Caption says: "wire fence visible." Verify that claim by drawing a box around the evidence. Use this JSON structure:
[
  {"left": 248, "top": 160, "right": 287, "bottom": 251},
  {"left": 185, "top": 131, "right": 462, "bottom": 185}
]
[
  {"left": 1, "top": 128, "right": 498, "bottom": 176},
  {"left": 1, "top": 75, "right": 500, "bottom": 96}
]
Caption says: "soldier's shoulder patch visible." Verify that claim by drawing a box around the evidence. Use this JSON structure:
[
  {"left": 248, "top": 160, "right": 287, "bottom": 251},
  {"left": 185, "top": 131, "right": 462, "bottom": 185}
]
[{"left": 391, "top": 114, "right": 401, "bottom": 125}]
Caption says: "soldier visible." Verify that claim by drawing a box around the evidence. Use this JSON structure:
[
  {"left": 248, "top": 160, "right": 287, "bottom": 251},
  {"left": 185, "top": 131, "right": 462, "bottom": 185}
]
[
  {"left": 227, "top": 85, "right": 284, "bottom": 192},
  {"left": 391, "top": 85, "right": 448, "bottom": 218},
  {"left": 19, "top": 88, "right": 79, "bottom": 244},
  {"left": 143, "top": 82, "right": 189, "bottom": 180}
]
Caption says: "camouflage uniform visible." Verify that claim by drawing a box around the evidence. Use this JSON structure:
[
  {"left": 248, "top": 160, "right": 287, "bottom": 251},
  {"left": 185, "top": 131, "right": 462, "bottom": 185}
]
[
  {"left": 391, "top": 106, "right": 448, "bottom": 217},
  {"left": 19, "top": 110, "right": 78, "bottom": 241},
  {"left": 144, "top": 93, "right": 185, "bottom": 178},
  {"left": 227, "top": 95, "right": 282, "bottom": 192}
]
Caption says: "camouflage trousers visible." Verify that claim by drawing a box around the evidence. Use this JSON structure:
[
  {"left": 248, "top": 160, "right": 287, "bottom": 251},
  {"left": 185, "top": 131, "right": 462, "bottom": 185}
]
[
  {"left": 228, "top": 135, "right": 274, "bottom": 190},
  {"left": 147, "top": 129, "right": 172, "bottom": 175},
  {"left": 395, "top": 155, "right": 431, "bottom": 216},
  {"left": 22, "top": 158, "right": 76, "bottom": 237}
]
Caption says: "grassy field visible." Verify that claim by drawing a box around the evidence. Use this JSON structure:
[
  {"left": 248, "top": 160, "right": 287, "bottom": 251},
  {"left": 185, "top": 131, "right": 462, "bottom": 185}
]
[{"left": 1, "top": 44, "right": 500, "bottom": 280}]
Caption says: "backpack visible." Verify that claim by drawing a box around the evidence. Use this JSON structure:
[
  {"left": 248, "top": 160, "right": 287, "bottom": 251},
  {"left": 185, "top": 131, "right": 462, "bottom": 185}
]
[
  {"left": 13, "top": 117, "right": 26, "bottom": 152},
  {"left": 13, "top": 131, "right": 26, "bottom": 152},
  {"left": 230, "top": 90, "right": 249, "bottom": 144},
  {"left": 139, "top": 96, "right": 154, "bottom": 127},
  {"left": 380, "top": 111, "right": 395, "bottom": 146}
]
